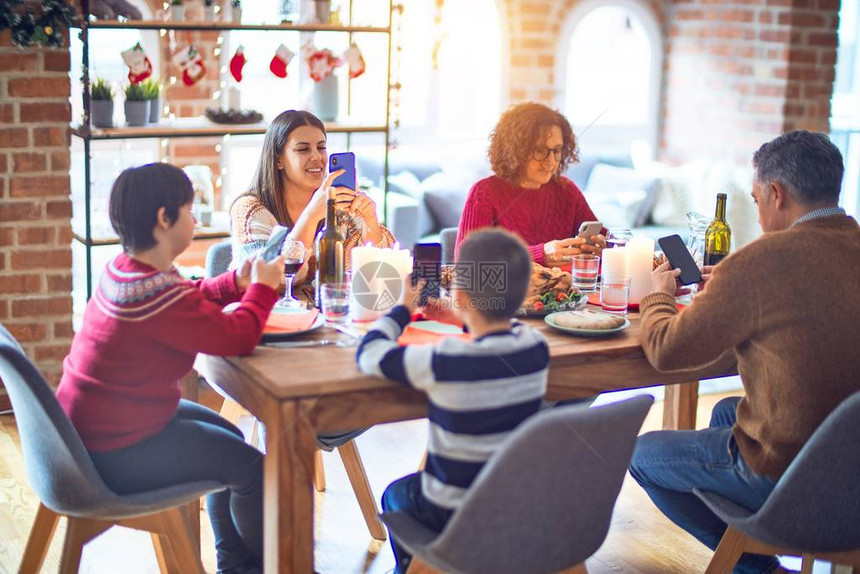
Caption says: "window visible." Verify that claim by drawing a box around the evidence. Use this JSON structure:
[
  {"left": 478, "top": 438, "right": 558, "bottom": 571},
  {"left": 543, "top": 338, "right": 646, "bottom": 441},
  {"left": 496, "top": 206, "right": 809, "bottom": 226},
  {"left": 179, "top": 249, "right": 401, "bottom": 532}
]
[
  {"left": 557, "top": 0, "right": 662, "bottom": 157},
  {"left": 831, "top": 0, "right": 859, "bottom": 216}
]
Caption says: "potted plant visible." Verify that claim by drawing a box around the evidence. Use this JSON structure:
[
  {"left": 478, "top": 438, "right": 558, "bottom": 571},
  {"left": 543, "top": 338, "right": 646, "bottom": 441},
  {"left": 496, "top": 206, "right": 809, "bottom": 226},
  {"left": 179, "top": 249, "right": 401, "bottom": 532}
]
[
  {"left": 231, "top": 0, "right": 242, "bottom": 23},
  {"left": 140, "top": 79, "right": 163, "bottom": 124},
  {"left": 170, "top": 0, "right": 184, "bottom": 21},
  {"left": 123, "top": 83, "right": 149, "bottom": 126},
  {"left": 90, "top": 78, "right": 114, "bottom": 128},
  {"left": 204, "top": 0, "right": 216, "bottom": 21}
]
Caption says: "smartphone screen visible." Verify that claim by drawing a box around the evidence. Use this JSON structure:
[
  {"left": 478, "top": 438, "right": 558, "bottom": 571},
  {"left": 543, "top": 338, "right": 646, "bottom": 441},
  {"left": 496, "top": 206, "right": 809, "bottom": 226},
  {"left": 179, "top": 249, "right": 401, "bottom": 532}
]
[
  {"left": 329, "top": 152, "right": 356, "bottom": 190},
  {"left": 658, "top": 234, "right": 703, "bottom": 286},
  {"left": 412, "top": 243, "right": 442, "bottom": 306}
]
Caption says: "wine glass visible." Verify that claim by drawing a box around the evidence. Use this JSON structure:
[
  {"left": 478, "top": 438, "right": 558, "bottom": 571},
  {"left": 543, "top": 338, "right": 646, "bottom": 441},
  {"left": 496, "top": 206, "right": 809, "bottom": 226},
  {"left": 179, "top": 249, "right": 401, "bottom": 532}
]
[{"left": 277, "top": 239, "right": 306, "bottom": 309}]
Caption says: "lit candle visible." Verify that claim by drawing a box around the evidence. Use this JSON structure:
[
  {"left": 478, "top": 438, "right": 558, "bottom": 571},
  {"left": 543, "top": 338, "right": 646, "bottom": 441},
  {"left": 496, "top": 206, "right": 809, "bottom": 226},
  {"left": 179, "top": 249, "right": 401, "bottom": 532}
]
[
  {"left": 627, "top": 237, "right": 654, "bottom": 305},
  {"left": 349, "top": 245, "right": 413, "bottom": 322},
  {"left": 601, "top": 247, "right": 629, "bottom": 283}
]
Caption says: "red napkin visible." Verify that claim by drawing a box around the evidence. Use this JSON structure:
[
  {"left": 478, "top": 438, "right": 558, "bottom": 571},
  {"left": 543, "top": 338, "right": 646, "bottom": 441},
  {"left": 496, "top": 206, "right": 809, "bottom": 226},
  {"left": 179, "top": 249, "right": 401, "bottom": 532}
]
[
  {"left": 263, "top": 309, "right": 319, "bottom": 334},
  {"left": 397, "top": 324, "right": 470, "bottom": 346}
]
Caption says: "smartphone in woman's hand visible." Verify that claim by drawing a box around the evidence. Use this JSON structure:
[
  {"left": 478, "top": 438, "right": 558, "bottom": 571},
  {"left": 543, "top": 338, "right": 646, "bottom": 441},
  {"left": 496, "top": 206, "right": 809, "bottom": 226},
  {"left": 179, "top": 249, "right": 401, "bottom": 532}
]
[{"left": 329, "top": 152, "right": 356, "bottom": 190}]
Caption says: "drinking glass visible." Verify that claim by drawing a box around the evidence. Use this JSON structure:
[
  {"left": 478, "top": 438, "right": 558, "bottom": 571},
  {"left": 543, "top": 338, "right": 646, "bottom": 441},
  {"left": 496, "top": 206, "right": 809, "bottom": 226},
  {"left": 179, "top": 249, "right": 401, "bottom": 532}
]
[
  {"left": 572, "top": 254, "right": 600, "bottom": 292},
  {"left": 607, "top": 227, "right": 632, "bottom": 249},
  {"left": 277, "top": 239, "right": 305, "bottom": 309},
  {"left": 601, "top": 276, "right": 631, "bottom": 315},
  {"left": 320, "top": 283, "right": 350, "bottom": 325}
]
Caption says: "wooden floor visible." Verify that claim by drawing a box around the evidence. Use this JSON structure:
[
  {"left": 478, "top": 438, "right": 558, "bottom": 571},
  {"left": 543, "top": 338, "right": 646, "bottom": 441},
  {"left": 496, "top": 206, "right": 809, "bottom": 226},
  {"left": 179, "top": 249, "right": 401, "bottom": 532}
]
[{"left": 0, "top": 387, "right": 800, "bottom": 574}]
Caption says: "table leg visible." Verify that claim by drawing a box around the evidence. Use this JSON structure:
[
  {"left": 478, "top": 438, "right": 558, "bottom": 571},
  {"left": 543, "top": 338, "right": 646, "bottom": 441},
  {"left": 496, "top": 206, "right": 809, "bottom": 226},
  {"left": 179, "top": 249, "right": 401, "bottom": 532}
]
[
  {"left": 179, "top": 370, "right": 201, "bottom": 553},
  {"left": 264, "top": 400, "right": 316, "bottom": 574},
  {"left": 663, "top": 381, "right": 699, "bottom": 430}
]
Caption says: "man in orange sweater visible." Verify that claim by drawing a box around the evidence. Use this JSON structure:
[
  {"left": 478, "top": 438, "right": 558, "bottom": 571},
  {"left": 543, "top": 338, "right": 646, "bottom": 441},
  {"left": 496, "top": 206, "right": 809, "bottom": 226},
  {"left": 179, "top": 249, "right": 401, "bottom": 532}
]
[{"left": 629, "top": 131, "right": 860, "bottom": 574}]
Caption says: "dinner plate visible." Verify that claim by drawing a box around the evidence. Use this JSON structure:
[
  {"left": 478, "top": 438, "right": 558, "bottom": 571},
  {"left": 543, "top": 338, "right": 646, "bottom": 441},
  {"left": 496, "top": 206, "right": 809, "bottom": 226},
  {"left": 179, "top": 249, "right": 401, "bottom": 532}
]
[
  {"left": 260, "top": 309, "right": 325, "bottom": 343},
  {"left": 544, "top": 311, "right": 630, "bottom": 337}
]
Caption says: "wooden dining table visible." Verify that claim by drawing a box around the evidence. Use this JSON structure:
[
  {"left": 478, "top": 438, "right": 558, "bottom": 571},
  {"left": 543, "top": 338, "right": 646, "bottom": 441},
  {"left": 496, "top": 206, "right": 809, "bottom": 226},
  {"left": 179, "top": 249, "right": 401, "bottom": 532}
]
[{"left": 195, "top": 311, "right": 737, "bottom": 574}]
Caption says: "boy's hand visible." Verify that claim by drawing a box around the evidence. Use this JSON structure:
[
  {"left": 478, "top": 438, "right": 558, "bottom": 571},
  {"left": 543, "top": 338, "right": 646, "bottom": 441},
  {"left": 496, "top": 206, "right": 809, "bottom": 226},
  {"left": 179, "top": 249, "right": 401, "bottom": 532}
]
[
  {"left": 252, "top": 255, "right": 284, "bottom": 291},
  {"left": 422, "top": 296, "right": 463, "bottom": 327},
  {"left": 399, "top": 273, "right": 425, "bottom": 311},
  {"left": 235, "top": 258, "right": 253, "bottom": 292}
]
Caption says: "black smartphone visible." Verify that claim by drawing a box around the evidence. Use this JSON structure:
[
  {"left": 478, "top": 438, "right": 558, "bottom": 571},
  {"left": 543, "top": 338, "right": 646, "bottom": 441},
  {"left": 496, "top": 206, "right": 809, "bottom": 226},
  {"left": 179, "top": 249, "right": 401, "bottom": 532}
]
[
  {"left": 412, "top": 243, "right": 442, "bottom": 306},
  {"left": 658, "top": 234, "right": 702, "bottom": 286}
]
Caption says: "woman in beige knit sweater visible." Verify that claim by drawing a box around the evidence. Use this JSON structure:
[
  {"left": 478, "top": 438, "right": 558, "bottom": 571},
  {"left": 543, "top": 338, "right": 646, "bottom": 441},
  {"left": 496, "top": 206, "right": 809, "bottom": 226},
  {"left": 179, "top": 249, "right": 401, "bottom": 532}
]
[{"left": 230, "top": 109, "right": 396, "bottom": 294}]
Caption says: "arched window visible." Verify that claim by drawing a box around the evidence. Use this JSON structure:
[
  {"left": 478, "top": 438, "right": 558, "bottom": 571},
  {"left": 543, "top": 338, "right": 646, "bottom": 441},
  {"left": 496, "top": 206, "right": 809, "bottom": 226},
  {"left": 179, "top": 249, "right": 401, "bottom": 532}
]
[{"left": 556, "top": 0, "right": 662, "bottom": 157}]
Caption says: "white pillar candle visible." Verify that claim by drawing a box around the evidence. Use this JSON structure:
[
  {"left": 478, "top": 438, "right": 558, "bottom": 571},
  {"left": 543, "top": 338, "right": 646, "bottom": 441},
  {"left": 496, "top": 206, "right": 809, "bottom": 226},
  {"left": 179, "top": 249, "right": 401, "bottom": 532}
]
[
  {"left": 601, "top": 247, "right": 629, "bottom": 283},
  {"left": 349, "top": 246, "right": 414, "bottom": 322},
  {"left": 627, "top": 237, "right": 654, "bottom": 305},
  {"left": 349, "top": 245, "right": 379, "bottom": 322}
]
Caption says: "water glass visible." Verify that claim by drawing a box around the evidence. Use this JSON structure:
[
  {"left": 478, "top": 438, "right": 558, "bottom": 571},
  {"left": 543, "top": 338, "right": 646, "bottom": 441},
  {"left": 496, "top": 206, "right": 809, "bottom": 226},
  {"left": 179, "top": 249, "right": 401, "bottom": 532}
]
[
  {"left": 601, "top": 276, "right": 631, "bottom": 315},
  {"left": 607, "top": 227, "right": 632, "bottom": 249},
  {"left": 572, "top": 254, "right": 600, "bottom": 292},
  {"left": 320, "top": 283, "right": 350, "bottom": 325}
]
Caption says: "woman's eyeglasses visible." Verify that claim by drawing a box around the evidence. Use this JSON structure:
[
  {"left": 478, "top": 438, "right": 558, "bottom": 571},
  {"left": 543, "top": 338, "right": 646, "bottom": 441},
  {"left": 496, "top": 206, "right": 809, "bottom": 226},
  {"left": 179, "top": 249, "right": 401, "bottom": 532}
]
[{"left": 532, "top": 146, "right": 564, "bottom": 162}]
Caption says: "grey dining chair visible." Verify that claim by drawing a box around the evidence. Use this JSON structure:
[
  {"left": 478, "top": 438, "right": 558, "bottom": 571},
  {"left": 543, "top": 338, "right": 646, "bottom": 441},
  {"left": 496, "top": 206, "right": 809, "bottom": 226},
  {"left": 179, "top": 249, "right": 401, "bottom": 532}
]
[
  {"left": 203, "top": 240, "right": 387, "bottom": 540},
  {"left": 382, "top": 395, "right": 654, "bottom": 574},
  {"left": 0, "top": 323, "right": 220, "bottom": 574},
  {"left": 696, "top": 391, "right": 860, "bottom": 574}
]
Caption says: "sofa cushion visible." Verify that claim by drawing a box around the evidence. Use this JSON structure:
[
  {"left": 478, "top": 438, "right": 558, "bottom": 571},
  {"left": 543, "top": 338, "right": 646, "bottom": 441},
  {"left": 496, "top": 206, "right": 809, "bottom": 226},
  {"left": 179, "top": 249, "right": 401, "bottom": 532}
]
[
  {"left": 584, "top": 164, "right": 659, "bottom": 228},
  {"left": 421, "top": 171, "right": 472, "bottom": 230}
]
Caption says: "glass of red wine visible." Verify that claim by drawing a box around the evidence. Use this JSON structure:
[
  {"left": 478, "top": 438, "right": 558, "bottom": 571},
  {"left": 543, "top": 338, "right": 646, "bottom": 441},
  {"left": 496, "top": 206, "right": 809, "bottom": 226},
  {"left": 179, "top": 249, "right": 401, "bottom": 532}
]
[{"left": 277, "top": 238, "right": 306, "bottom": 309}]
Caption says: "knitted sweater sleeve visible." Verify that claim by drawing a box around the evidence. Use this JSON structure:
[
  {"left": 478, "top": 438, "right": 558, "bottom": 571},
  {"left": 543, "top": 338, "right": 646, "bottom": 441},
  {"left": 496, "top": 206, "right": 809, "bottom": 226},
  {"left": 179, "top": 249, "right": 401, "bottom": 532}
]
[{"left": 230, "top": 195, "right": 277, "bottom": 270}]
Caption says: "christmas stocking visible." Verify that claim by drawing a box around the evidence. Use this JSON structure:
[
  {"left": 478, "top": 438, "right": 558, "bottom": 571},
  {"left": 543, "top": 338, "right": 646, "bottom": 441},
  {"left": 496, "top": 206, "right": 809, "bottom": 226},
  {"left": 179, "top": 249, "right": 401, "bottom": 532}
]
[
  {"left": 343, "top": 44, "right": 366, "bottom": 79},
  {"left": 269, "top": 44, "right": 295, "bottom": 79},
  {"left": 172, "top": 45, "right": 206, "bottom": 87},
  {"left": 230, "top": 46, "right": 247, "bottom": 83},
  {"left": 122, "top": 43, "right": 152, "bottom": 84}
]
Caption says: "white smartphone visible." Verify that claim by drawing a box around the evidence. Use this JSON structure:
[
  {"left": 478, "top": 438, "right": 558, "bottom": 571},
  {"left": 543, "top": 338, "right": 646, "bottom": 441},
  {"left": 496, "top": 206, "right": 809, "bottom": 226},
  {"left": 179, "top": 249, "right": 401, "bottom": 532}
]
[{"left": 576, "top": 221, "right": 603, "bottom": 243}]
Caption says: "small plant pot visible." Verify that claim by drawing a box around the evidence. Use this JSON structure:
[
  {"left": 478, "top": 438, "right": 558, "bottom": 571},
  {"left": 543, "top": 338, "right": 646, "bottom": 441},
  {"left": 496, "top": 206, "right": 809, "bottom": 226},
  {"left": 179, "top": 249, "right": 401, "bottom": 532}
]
[
  {"left": 149, "top": 97, "right": 161, "bottom": 123},
  {"left": 91, "top": 99, "right": 114, "bottom": 128},
  {"left": 171, "top": 5, "right": 185, "bottom": 20},
  {"left": 204, "top": 5, "right": 216, "bottom": 20},
  {"left": 314, "top": 0, "right": 331, "bottom": 23},
  {"left": 124, "top": 101, "right": 149, "bottom": 126}
]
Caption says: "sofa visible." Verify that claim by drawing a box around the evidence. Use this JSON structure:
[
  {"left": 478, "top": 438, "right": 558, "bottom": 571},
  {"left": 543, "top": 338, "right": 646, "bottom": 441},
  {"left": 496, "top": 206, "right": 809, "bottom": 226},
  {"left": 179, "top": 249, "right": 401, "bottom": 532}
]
[{"left": 358, "top": 144, "right": 759, "bottom": 262}]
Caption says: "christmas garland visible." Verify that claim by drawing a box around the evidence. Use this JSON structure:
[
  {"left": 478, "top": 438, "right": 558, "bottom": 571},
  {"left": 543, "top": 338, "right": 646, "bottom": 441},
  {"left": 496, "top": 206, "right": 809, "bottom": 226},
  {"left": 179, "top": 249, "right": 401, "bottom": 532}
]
[{"left": 0, "top": 0, "right": 77, "bottom": 48}]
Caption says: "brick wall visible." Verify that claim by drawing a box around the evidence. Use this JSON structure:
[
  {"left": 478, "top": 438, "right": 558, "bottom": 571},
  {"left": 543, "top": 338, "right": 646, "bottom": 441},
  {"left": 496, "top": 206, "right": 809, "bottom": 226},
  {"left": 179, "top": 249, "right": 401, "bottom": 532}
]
[{"left": 0, "top": 30, "right": 73, "bottom": 387}]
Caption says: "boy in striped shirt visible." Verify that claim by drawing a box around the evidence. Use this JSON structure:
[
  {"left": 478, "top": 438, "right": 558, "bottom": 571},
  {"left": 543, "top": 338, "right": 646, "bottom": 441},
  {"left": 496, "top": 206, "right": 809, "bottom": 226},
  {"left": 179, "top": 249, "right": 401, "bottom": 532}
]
[{"left": 357, "top": 229, "right": 549, "bottom": 573}]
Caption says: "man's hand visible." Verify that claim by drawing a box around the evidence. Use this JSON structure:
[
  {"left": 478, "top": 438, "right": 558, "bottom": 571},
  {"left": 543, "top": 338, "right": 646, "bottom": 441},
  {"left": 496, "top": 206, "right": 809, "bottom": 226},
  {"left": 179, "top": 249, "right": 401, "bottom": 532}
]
[
  {"left": 698, "top": 265, "right": 716, "bottom": 293},
  {"left": 235, "top": 258, "right": 253, "bottom": 292},
  {"left": 650, "top": 261, "right": 688, "bottom": 297},
  {"left": 252, "top": 255, "right": 285, "bottom": 291}
]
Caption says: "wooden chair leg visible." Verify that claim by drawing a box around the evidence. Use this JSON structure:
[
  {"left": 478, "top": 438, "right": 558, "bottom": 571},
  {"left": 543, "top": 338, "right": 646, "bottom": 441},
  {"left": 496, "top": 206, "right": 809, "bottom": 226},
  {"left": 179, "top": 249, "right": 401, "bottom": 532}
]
[
  {"left": 559, "top": 564, "right": 588, "bottom": 573},
  {"left": 59, "top": 517, "right": 113, "bottom": 574},
  {"left": 151, "top": 533, "right": 173, "bottom": 574},
  {"left": 219, "top": 396, "right": 246, "bottom": 426},
  {"left": 18, "top": 503, "right": 60, "bottom": 574},
  {"left": 800, "top": 555, "right": 815, "bottom": 574},
  {"left": 338, "top": 440, "right": 387, "bottom": 541},
  {"left": 160, "top": 508, "right": 205, "bottom": 574},
  {"left": 406, "top": 557, "right": 441, "bottom": 573},
  {"left": 705, "top": 527, "right": 749, "bottom": 574},
  {"left": 314, "top": 449, "right": 326, "bottom": 492}
]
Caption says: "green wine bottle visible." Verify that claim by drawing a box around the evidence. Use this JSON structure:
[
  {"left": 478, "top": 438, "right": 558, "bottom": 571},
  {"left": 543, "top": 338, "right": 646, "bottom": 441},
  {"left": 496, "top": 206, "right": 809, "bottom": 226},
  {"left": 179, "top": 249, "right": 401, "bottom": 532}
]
[
  {"left": 315, "top": 189, "right": 345, "bottom": 306},
  {"left": 704, "top": 193, "right": 731, "bottom": 266}
]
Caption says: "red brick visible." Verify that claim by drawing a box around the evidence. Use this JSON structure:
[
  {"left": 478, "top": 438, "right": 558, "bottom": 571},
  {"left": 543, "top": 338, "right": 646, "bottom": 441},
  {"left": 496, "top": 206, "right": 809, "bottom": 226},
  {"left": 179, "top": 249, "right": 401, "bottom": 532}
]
[
  {"left": 55, "top": 226, "right": 73, "bottom": 244},
  {"left": 0, "top": 274, "right": 43, "bottom": 293},
  {"left": 33, "top": 127, "right": 69, "bottom": 147},
  {"left": 47, "top": 273, "right": 72, "bottom": 292},
  {"left": 170, "top": 143, "right": 218, "bottom": 158},
  {"left": 808, "top": 32, "right": 837, "bottom": 47},
  {"left": 0, "top": 252, "right": 4, "bottom": 271},
  {"left": 46, "top": 199, "right": 72, "bottom": 218},
  {"left": 0, "top": 128, "right": 29, "bottom": 148},
  {"left": 0, "top": 53, "right": 38, "bottom": 72},
  {"left": 789, "top": 49, "right": 818, "bottom": 65},
  {"left": 0, "top": 154, "right": 7, "bottom": 172},
  {"left": 43, "top": 52, "right": 70, "bottom": 72},
  {"left": 12, "top": 295, "right": 73, "bottom": 318},
  {"left": 20, "top": 103, "right": 70, "bottom": 123},
  {"left": 10, "top": 175, "right": 69, "bottom": 198},
  {"left": 11, "top": 248, "right": 72, "bottom": 271},
  {"left": 0, "top": 226, "right": 12, "bottom": 245},
  {"left": 0, "top": 201, "right": 41, "bottom": 221},
  {"left": 759, "top": 12, "right": 774, "bottom": 24},
  {"left": 50, "top": 151, "right": 70, "bottom": 171},
  {"left": 17, "top": 226, "right": 54, "bottom": 245},
  {"left": 7, "top": 78, "right": 70, "bottom": 98},
  {"left": 723, "top": 9, "right": 754, "bottom": 22},
  {"left": 4, "top": 323, "right": 47, "bottom": 342},
  {"left": 0, "top": 29, "right": 14, "bottom": 47},
  {"left": 819, "top": 51, "right": 838, "bottom": 66},
  {"left": 0, "top": 104, "right": 15, "bottom": 123},
  {"left": 34, "top": 343, "right": 72, "bottom": 362},
  {"left": 760, "top": 29, "right": 791, "bottom": 43},
  {"left": 756, "top": 85, "right": 786, "bottom": 98},
  {"left": 780, "top": 12, "right": 827, "bottom": 28},
  {"left": 53, "top": 322, "right": 73, "bottom": 339},
  {"left": 12, "top": 152, "right": 47, "bottom": 173}
]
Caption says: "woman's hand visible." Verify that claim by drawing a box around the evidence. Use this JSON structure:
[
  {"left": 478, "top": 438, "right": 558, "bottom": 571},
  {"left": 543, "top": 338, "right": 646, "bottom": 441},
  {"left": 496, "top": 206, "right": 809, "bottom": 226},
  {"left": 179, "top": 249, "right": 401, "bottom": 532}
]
[
  {"left": 347, "top": 191, "right": 383, "bottom": 242},
  {"left": 543, "top": 238, "right": 588, "bottom": 268},
  {"left": 251, "top": 255, "right": 285, "bottom": 291},
  {"left": 304, "top": 169, "right": 356, "bottom": 224},
  {"left": 235, "top": 258, "right": 253, "bottom": 292},
  {"left": 580, "top": 234, "right": 607, "bottom": 256}
]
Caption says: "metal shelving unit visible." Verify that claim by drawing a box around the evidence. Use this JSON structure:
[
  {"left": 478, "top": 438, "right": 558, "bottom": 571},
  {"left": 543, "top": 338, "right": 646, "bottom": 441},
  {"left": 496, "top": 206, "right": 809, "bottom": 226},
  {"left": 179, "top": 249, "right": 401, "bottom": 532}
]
[{"left": 72, "top": 0, "right": 396, "bottom": 299}]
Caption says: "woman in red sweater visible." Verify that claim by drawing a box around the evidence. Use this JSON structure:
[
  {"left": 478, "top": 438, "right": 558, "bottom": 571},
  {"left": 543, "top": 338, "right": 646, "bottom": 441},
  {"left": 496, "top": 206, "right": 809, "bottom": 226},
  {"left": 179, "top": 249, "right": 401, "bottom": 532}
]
[
  {"left": 56, "top": 163, "right": 283, "bottom": 574},
  {"left": 455, "top": 102, "right": 606, "bottom": 267}
]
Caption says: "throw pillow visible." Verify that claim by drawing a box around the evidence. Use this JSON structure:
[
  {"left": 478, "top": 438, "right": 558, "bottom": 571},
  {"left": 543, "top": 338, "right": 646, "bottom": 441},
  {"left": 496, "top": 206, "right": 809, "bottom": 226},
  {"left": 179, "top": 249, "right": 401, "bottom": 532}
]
[
  {"left": 584, "top": 164, "right": 659, "bottom": 227},
  {"left": 421, "top": 171, "right": 472, "bottom": 230}
]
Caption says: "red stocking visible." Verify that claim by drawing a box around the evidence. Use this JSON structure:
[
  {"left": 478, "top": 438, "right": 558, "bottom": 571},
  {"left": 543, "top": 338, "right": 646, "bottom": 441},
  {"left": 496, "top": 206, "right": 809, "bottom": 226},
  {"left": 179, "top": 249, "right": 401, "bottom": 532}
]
[
  {"left": 230, "top": 46, "right": 246, "bottom": 83},
  {"left": 269, "top": 44, "right": 295, "bottom": 79}
]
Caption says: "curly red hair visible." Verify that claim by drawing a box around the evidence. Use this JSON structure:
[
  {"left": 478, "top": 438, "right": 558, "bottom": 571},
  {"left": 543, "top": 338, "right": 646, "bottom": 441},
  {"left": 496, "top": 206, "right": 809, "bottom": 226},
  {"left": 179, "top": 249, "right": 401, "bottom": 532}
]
[{"left": 488, "top": 102, "right": 579, "bottom": 184}]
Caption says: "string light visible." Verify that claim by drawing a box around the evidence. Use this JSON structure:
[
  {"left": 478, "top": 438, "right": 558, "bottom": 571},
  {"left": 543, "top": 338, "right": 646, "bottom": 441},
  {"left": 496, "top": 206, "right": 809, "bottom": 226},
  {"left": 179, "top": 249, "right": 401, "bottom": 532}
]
[
  {"left": 212, "top": 91, "right": 222, "bottom": 99},
  {"left": 214, "top": 48, "right": 221, "bottom": 56}
]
